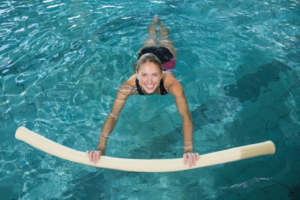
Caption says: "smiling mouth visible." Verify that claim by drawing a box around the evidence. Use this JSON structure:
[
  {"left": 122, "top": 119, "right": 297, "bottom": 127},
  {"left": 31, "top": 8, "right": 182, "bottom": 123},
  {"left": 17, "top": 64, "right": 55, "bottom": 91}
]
[{"left": 145, "top": 84, "right": 155, "bottom": 90}]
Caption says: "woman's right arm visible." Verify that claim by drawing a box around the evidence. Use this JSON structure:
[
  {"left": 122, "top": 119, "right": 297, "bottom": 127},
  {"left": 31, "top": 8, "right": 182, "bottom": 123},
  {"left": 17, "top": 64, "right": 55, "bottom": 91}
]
[{"left": 87, "top": 83, "right": 134, "bottom": 164}]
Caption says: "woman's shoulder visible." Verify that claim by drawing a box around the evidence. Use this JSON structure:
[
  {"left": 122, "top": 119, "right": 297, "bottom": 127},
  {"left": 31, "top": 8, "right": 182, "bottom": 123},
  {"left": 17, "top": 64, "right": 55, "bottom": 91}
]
[
  {"left": 163, "top": 71, "right": 177, "bottom": 86},
  {"left": 163, "top": 71, "right": 175, "bottom": 79},
  {"left": 163, "top": 72, "right": 183, "bottom": 96},
  {"left": 126, "top": 73, "right": 137, "bottom": 86},
  {"left": 117, "top": 74, "right": 137, "bottom": 96}
]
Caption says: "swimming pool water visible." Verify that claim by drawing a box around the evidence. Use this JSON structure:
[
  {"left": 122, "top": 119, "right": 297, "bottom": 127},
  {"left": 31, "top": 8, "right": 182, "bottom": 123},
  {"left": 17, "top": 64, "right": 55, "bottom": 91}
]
[{"left": 1, "top": 0, "right": 300, "bottom": 199}]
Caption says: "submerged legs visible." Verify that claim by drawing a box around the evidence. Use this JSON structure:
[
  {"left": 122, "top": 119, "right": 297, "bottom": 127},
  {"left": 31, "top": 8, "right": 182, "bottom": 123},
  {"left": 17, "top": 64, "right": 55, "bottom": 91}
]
[
  {"left": 138, "top": 16, "right": 159, "bottom": 51},
  {"left": 139, "top": 16, "right": 177, "bottom": 58},
  {"left": 158, "top": 21, "right": 177, "bottom": 58}
]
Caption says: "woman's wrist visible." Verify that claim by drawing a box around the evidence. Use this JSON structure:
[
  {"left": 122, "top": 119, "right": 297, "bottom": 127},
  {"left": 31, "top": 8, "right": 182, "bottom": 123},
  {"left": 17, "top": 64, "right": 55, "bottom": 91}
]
[
  {"left": 96, "top": 145, "right": 105, "bottom": 153},
  {"left": 183, "top": 145, "right": 193, "bottom": 154}
]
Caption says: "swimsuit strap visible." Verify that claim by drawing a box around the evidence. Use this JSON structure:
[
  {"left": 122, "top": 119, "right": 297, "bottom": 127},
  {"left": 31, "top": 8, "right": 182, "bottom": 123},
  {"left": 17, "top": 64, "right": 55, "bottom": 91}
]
[
  {"left": 135, "top": 78, "right": 168, "bottom": 95},
  {"left": 159, "top": 79, "right": 168, "bottom": 95},
  {"left": 135, "top": 78, "right": 145, "bottom": 95}
]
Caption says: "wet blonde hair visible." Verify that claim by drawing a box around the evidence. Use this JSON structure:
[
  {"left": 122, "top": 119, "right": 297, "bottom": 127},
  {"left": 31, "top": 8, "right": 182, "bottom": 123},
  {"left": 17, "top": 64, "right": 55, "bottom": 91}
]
[{"left": 136, "top": 53, "right": 162, "bottom": 72}]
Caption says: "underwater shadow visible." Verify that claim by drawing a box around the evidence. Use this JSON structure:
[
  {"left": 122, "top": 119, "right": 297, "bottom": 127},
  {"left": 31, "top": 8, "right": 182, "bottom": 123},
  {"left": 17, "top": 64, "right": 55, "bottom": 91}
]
[{"left": 209, "top": 60, "right": 298, "bottom": 199}]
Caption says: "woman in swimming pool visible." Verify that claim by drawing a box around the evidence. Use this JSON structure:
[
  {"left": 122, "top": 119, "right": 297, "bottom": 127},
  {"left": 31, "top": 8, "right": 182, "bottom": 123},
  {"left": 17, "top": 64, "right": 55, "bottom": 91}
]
[{"left": 87, "top": 17, "right": 199, "bottom": 167}]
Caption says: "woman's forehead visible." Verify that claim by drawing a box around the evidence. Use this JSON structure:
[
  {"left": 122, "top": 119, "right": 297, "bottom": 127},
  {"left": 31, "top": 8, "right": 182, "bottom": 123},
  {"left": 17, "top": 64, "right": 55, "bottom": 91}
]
[{"left": 139, "top": 62, "right": 161, "bottom": 72}]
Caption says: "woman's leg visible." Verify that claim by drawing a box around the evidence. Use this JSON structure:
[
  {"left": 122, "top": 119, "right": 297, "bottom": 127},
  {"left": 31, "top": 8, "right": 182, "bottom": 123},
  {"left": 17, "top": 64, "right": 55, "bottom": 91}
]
[
  {"left": 159, "top": 21, "right": 177, "bottom": 59},
  {"left": 138, "top": 17, "right": 159, "bottom": 52}
]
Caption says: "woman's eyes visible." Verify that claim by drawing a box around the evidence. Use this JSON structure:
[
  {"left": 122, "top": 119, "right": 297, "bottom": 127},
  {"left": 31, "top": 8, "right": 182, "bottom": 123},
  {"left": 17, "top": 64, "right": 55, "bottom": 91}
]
[{"left": 141, "top": 74, "right": 158, "bottom": 77}]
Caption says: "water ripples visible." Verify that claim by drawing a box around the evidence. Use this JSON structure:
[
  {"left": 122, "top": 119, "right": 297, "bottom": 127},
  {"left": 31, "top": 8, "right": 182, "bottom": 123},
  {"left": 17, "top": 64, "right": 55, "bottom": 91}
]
[{"left": 1, "top": 0, "right": 300, "bottom": 199}]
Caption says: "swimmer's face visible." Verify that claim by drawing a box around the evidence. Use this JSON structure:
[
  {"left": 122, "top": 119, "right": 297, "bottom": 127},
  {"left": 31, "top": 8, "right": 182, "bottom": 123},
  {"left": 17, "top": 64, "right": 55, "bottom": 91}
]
[{"left": 136, "top": 61, "right": 163, "bottom": 94}]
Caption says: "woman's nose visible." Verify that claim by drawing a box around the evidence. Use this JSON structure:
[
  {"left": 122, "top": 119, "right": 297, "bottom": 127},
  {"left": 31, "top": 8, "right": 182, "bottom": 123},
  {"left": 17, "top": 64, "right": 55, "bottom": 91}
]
[{"left": 146, "top": 77, "right": 152, "bottom": 84}]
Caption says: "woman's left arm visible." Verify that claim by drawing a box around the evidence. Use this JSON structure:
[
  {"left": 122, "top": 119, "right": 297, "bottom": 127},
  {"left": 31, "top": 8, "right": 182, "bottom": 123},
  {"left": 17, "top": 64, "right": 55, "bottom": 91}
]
[{"left": 167, "top": 78, "right": 200, "bottom": 167}]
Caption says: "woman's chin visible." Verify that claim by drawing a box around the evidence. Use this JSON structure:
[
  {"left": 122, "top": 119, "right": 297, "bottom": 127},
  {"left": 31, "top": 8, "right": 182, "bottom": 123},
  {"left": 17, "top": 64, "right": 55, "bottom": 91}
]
[
  {"left": 143, "top": 87, "right": 156, "bottom": 94},
  {"left": 145, "top": 90, "right": 154, "bottom": 94}
]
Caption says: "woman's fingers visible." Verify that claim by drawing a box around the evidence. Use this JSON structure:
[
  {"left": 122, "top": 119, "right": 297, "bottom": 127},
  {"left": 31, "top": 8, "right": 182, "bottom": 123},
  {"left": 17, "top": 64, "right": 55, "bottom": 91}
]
[
  {"left": 86, "top": 150, "right": 102, "bottom": 164},
  {"left": 92, "top": 151, "right": 96, "bottom": 164},
  {"left": 183, "top": 153, "right": 188, "bottom": 165},
  {"left": 86, "top": 150, "right": 93, "bottom": 162},
  {"left": 96, "top": 151, "right": 102, "bottom": 164},
  {"left": 183, "top": 153, "right": 200, "bottom": 168},
  {"left": 189, "top": 153, "right": 194, "bottom": 167}
]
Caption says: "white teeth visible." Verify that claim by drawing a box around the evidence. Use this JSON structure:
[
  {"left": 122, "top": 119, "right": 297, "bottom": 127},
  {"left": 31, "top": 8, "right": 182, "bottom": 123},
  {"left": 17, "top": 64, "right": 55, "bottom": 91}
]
[{"left": 146, "top": 85, "right": 154, "bottom": 89}]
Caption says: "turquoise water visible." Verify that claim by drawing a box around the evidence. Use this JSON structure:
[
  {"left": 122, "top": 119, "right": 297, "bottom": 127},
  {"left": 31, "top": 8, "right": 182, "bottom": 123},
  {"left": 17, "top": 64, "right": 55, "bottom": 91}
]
[{"left": 1, "top": 0, "right": 300, "bottom": 199}]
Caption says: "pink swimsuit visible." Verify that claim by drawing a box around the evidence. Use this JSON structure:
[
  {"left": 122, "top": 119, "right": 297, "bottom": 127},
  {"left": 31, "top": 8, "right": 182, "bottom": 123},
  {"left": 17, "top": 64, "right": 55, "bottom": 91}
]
[
  {"left": 138, "top": 46, "right": 176, "bottom": 71},
  {"left": 162, "top": 58, "right": 176, "bottom": 70}
]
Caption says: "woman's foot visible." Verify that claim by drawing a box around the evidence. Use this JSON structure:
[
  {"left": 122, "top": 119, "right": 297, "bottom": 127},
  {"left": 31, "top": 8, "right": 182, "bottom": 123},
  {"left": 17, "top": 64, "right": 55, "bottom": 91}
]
[
  {"left": 160, "top": 20, "right": 166, "bottom": 27},
  {"left": 154, "top": 16, "right": 166, "bottom": 27},
  {"left": 153, "top": 15, "right": 160, "bottom": 25}
]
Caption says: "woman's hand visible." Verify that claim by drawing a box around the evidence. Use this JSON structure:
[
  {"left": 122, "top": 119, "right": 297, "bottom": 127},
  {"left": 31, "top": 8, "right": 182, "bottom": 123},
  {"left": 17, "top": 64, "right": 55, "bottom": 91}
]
[
  {"left": 86, "top": 150, "right": 102, "bottom": 165},
  {"left": 183, "top": 152, "right": 200, "bottom": 167}
]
